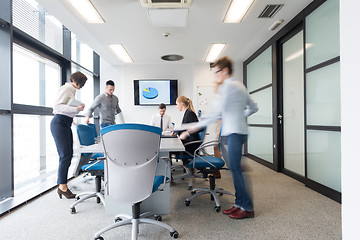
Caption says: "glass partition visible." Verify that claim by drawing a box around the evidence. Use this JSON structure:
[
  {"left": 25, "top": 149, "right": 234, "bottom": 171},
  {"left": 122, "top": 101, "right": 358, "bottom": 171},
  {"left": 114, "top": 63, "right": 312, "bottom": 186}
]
[
  {"left": 305, "top": 0, "right": 339, "bottom": 68},
  {"left": 247, "top": 87, "right": 272, "bottom": 125},
  {"left": 307, "top": 130, "right": 341, "bottom": 192},
  {"left": 306, "top": 62, "right": 341, "bottom": 126},
  {"left": 246, "top": 47, "right": 272, "bottom": 92},
  {"left": 248, "top": 127, "right": 273, "bottom": 163}
]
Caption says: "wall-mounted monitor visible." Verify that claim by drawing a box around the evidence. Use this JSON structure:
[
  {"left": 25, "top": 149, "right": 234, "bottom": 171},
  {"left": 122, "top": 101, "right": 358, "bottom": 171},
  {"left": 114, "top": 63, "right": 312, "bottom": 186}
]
[{"left": 134, "top": 79, "right": 178, "bottom": 106}]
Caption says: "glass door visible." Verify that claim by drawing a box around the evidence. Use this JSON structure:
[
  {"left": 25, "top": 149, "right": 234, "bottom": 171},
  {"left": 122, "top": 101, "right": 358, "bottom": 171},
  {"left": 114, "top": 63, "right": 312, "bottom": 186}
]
[{"left": 280, "top": 29, "right": 305, "bottom": 176}]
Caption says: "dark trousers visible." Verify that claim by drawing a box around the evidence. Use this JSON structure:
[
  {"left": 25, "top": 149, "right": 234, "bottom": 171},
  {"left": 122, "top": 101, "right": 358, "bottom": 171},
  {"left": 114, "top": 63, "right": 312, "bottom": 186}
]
[
  {"left": 227, "top": 133, "right": 253, "bottom": 211},
  {"left": 50, "top": 114, "right": 73, "bottom": 184}
]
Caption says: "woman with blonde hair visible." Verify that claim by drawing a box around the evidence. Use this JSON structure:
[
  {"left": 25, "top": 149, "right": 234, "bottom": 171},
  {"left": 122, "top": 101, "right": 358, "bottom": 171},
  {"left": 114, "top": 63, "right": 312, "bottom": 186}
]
[{"left": 175, "top": 96, "right": 202, "bottom": 155}]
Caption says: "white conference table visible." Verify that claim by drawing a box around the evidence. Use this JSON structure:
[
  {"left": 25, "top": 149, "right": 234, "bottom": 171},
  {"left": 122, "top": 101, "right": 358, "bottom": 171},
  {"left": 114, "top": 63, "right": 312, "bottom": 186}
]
[{"left": 77, "top": 137, "right": 185, "bottom": 215}]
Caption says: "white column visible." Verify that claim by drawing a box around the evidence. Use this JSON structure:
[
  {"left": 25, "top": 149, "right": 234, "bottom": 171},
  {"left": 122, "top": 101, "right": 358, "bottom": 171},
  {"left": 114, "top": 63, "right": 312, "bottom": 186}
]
[{"left": 340, "top": 0, "right": 360, "bottom": 238}]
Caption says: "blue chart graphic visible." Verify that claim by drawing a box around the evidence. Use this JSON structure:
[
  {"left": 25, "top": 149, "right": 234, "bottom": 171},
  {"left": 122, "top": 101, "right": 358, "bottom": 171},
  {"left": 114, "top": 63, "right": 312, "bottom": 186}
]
[{"left": 142, "top": 87, "right": 159, "bottom": 99}]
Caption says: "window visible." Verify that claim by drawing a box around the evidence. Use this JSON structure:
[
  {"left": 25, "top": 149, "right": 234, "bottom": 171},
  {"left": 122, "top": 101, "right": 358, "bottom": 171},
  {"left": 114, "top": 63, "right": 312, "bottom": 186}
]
[
  {"left": 13, "top": 114, "right": 58, "bottom": 195},
  {"left": 13, "top": 44, "right": 60, "bottom": 107},
  {"left": 71, "top": 33, "right": 94, "bottom": 71},
  {"left": 13, "top": 0, "right": 63, "bottom": 53}
]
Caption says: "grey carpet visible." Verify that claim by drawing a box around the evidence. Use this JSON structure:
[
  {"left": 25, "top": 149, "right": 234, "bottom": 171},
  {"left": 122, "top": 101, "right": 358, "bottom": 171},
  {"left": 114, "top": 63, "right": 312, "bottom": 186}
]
[{"left": 0, "top": 157, "right": 341, "bottom": 240}]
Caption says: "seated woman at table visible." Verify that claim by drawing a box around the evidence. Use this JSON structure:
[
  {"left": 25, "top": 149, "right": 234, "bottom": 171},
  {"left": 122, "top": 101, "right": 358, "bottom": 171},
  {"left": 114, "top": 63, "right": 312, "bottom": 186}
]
[{"left": 174, "top": 96, "right": 202, "bottom": 155}]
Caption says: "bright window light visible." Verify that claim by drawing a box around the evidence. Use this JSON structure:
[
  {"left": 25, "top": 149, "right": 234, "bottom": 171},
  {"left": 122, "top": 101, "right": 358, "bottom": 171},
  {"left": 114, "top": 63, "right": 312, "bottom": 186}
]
[
  {"left": 205, "top": 43, "right": 226, "bottom": 63},
  {"left": 68, "top": 0, "right": 105, "bottom": 23},
  {"left": 224, "top": 0, "right": 255, "bottom": 23},
  {"left": 108, "top": 44, "right": 134, "bottom": 63}
]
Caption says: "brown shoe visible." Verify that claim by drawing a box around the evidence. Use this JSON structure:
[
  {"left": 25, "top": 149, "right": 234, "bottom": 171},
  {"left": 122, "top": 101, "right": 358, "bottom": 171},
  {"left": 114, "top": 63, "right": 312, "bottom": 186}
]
[
  {"left": 229, "top": 209, "right": 254, "bottom": 219},
  {"left": 57, "top": 188, "right": 76, "bottom": 199},
  {"left": 222, "top": 206, "right": 240, "bottom": 215}
]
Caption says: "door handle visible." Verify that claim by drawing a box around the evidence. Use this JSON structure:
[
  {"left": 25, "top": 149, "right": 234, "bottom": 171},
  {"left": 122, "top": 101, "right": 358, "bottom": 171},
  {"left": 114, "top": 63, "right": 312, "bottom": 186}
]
[{"left": 278, "top": 114, "right": 283, "bottom": 124}]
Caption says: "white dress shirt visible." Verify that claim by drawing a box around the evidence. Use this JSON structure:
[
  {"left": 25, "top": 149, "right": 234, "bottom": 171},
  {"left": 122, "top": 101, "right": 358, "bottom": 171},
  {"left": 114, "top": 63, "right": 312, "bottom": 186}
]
[
  {"left": 52, "top": 82, "right": 80, "bottom": 118},
  {"left": 151, "top": 113, "right": 172, "bottom": 131},
  {"left": 196, "top": 78, "right": 258, "bottom": 136}
]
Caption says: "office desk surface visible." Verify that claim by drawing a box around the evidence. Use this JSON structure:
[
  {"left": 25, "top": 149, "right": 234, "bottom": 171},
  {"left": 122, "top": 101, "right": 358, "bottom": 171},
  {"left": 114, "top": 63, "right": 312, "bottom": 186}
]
[{"left": 77, "top": 136, "right": 184, "bottom": 153}]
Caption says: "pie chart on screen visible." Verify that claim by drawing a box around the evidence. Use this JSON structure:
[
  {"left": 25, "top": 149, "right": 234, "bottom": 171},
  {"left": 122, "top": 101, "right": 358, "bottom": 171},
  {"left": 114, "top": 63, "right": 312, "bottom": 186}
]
[{"left": 142, "top": 87, "right": 159, "bottom": 99}]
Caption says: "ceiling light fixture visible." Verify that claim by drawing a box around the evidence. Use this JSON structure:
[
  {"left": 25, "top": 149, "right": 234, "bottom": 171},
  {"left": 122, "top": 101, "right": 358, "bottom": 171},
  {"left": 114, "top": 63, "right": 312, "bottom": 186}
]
[
  {"left": 108, "top": 44, "right": 134, "bottom": 63},
  {"left": 68, "top": 0, "right": 105, "bottom": 23},
  {"left": 224, "top": 0, "right": 255, "bottom": 23},
  {"left": 205, "top": 43, "right": 226, "bottom": 63}
]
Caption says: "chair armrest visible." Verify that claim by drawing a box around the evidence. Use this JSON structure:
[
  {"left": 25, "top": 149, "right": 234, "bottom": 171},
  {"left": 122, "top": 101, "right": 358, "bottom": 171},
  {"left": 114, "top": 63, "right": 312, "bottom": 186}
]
[{"left": 183, "top": 140, "right": 203, "bottom": 147}]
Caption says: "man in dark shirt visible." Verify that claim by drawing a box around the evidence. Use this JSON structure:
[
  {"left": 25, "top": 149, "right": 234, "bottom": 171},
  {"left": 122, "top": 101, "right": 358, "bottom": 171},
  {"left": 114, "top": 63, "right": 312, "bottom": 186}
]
[{"left": 85, "top": 80, "right": 124, "bottom": 128}]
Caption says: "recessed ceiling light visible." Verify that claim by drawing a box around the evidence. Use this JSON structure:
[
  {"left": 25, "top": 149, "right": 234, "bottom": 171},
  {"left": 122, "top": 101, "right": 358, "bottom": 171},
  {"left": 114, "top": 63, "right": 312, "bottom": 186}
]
[
  {"left": 224, "top": 0, "right": 255, "bottom": 23},
  {"left": 68, "top": 0, "right": 105, "bottom": 23},
  {"left": 161, "top": 54, "right": 184, "bottom": 61},
  {"left": 108, "top": 44, "right": 134, "bottom": 63},
  {"left": 205, "top": 44, "right": 226, "bottom": 63}
]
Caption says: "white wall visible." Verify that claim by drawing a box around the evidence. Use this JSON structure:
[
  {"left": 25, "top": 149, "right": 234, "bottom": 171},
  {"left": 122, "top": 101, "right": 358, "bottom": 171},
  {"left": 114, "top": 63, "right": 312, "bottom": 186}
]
[
  {"left": 100, "top": 60, "right": 194, "bottom": 127},
  {"left": 340, "top": 1, "right": 360, "bottom": 238}
]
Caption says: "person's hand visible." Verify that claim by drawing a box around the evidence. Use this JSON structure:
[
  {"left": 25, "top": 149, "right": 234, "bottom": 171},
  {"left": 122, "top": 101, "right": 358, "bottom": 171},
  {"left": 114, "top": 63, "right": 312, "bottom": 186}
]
[
  {"left": 170, "top": 131, "right": 176, "bottom": 137},
  {"left": 85, "top": 116, "right": 90, "bottom": 124},
  {"left": 179, "top": 131, "right": 190, "bottom": 140},
  {"left": 77, "top": 104, "right": 85, "bottom": 112}
]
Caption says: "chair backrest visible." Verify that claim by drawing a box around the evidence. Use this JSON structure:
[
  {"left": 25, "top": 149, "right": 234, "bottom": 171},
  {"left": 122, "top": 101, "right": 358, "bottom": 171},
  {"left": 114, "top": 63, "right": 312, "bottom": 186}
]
[
  {"left": 77, "top": 124, "right": 96, "bottom": 146},
  {"left": 87, "top": 123, "right": 98, "bottom": 139},
  {"left": 199, "top": 127, "right": 207, "bottom": 141},
  {"left": 101, "top": 124, "right": 162, "bottom": 204}
]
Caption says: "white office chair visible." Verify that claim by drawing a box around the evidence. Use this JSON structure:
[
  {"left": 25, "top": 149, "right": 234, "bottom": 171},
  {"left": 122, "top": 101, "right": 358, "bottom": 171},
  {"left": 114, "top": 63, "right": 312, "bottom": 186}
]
[{"left": 94, "top": 124, "right": 179, "bottom": 240}]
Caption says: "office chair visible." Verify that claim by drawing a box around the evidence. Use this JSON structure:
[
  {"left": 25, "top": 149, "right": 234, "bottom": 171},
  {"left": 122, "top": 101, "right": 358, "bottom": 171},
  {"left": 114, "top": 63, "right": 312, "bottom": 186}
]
[
  {"left": 184, "top": 135, "right": 234, "bottom": 212},
  {"left": 94, "top": 124, "right": 179, "bottom": 240},
  {"left": 70, "top": 124, "right": 105, "bottom": 214},
  {"left": 171, "top": 127, "right": 207, "bottom": 190}
]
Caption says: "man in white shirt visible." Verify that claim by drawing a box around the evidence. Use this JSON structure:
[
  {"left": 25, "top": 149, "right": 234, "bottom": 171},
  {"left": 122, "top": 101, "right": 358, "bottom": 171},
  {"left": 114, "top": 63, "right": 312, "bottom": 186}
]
[{"left": 151, "top": 103, "right": 172, "bottom": 131}]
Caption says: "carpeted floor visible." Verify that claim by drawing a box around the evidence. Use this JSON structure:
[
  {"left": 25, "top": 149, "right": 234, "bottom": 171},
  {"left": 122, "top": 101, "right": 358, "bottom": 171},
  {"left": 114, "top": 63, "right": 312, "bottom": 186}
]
[{"left": 0, "top": 157, "right": 341, "bottom": 240}]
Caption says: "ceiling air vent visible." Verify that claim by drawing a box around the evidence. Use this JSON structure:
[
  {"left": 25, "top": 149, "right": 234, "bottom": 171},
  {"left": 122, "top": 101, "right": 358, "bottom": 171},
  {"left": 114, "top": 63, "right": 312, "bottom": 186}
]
[
  {"left": 258, "top": 4, "right": 284, "bottom": 18},
  {"left": 140, "top": 0, "right": 192, "bottom": 8}
]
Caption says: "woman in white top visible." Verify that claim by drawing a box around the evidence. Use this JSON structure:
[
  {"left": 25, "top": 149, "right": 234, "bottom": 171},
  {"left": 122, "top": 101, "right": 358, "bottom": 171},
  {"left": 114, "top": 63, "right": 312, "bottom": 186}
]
[
  {"left": 51, "top": 72, "right": 87, "bottom": 199},
  {"left": 181, "top": 57, "right": 258, "bottom": 219}
]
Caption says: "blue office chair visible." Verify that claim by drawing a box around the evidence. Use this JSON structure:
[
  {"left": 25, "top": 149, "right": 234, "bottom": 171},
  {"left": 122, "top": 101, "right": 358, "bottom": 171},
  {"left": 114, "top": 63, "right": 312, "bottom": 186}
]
[
  {"left": 94, "top": 124, "right": 178, "bottom": 240},
  {"left": 70, "top": 124, "right": 105, "bottom": 214},
  {"left": 184, "top": 134, "right": 234, "bottom": 212},
  {"left": 171, "top": 127, "right": 207, "bottom": 190}
]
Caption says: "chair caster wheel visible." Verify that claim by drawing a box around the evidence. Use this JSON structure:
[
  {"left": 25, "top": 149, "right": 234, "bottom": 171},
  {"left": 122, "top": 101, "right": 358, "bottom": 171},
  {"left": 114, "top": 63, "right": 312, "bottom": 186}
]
[
  {"left": 187, "top": 186, "right": 192, "bottom": 190},
  {"left": 95, "top": 237, "right": 104, "bottom": 240},
  {"left": 75, "top": 196, "right": 80, "bottom": 201},
  {"left": 190, "top": 190, "right": 196, "bottom": 195},
  {"left": 115, "top": 217, "right": 122, "bottom": 222},
  {"left": 219, "top": 192, "right": 224, "bottom": 196},
  {"left": 70, "top": 207, "right": 76, "bottom": 214},
  {"left": 170, "top": 231, "right": 179, "bottom": 239},
  {"left": 155, "top": 215, "right": 162, "bottom": 221},
  {"left": 185, "top": 200, "right": 190, "bottom": 206},
  {"left": 214, "top": 206, "right": 221, "bottom": 212}
]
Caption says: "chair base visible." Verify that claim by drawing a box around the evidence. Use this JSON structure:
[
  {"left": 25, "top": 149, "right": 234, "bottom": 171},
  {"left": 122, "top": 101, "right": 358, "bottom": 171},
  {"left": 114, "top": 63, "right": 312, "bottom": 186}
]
[
  {"left": 94, "top": 202, "right": 178, "bottom": 240},
  {"left": 172, "top": 167, "right": 202, "bottom": 190},
  {"left": 70, "top": 175, "right": 105, "bottom": 214},
  {"left": 184, "top": 174, "right": 234, "bottom": 212}
]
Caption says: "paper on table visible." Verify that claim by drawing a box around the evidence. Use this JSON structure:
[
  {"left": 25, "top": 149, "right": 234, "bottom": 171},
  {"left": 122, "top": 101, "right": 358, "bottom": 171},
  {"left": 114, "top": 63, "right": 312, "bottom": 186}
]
[
  {"left": 172, "top": 122, "right": 198, "bottom": 132},
  {"left": 67, "top": 98, "right": 84, "bottom": 107}
]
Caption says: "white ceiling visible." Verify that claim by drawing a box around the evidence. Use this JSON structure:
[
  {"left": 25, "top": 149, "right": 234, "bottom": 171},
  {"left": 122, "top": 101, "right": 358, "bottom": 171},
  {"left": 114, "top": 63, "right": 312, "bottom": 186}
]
[{"left": 37, "top": 0, "right": 314, "bottom": 65}]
